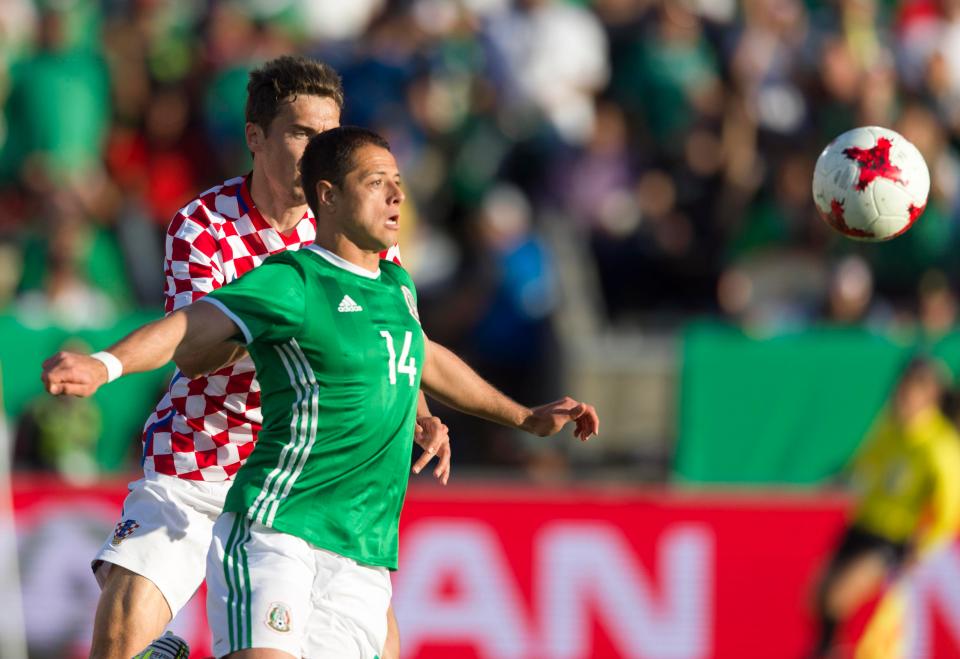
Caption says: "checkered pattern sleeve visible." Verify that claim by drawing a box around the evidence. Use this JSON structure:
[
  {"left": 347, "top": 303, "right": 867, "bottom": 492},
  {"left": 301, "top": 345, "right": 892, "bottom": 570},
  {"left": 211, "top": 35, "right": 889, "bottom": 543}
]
[{"left": 164, "top": 202, "right": 226, "bottom": 313}]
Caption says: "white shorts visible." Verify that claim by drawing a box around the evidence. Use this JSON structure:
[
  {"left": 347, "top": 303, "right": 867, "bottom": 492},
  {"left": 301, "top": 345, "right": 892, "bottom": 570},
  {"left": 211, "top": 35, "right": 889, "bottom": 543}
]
[
  {"left": 207, "top": 512, "right": 392, "bottom": 659},
  {"left": 92, "top": 474, "right": 231, "bottom": 617}
]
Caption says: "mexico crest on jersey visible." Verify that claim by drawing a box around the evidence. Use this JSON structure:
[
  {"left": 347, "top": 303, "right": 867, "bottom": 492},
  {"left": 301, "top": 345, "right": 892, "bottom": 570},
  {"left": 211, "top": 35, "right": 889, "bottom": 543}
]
[
  {"left": 266, "top": 602, "right": 292, "bottom": 633},
  {"left": 401, "top": 286, "right": 420, "bottom": 324},
  {"left": 111, "top": 519, "right": 140, "bottom": 545}
]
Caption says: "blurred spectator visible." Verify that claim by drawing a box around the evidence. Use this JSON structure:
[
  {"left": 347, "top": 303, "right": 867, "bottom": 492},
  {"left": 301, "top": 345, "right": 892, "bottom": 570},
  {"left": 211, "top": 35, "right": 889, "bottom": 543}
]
[
  {"left": 716, "top": 250, "right": 827, "bottom": 331},
  {"left": 105, "top": 85, "right": 200, "bottom": 228},
  {"left": 812, "top": 357, "right": 960, "bottom": 658},
  {"left": 730, "top": 0, "right": 813, "bottom": 141},
  {"left": 429, "top": 184, "right": 564, "bottom": 475},
  {"left": 466, "top": 184, "right": 560, "bottom": 395},
  {"left": 14, "top": 192, "right": 121, "bottom": 329},
  {"left": 484, "top": 0, "right": 610, "bottom": 145},
  {"left": 822, "top": 254, "right": 891, "bottom": 328},
  {"left": 0, "top": 4, "right": 110, "bottom": 184},
  {"left": 917, "top": 269, "right": 958, "bottom": 336},
  {"left": 14, "top": 340, "right": 102, "bottom": 484}
]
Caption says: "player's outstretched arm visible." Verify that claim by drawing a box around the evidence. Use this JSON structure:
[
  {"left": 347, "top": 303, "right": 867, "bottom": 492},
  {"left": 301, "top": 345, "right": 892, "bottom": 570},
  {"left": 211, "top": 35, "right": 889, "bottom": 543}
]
[
  {"left": 420, "top": 337, "right": 599, "bottom": 441},
  {"left": 41, "top": 302, "right": 241, "bottom": 397}
]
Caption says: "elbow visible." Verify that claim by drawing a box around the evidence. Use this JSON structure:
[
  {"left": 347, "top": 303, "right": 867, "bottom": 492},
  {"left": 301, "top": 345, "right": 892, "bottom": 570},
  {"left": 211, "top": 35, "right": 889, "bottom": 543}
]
[{"left": 173, "top": 352, "right": 204, "bottom": 379}]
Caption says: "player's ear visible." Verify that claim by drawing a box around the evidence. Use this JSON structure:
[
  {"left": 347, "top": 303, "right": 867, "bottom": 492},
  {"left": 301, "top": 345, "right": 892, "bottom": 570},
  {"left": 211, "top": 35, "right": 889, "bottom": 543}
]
[
  {"left": 316, "top": 181, "right": 336, "bottom": 209},
  {"left": 245, "top": 122, "right": 265, "bottom": 153}
]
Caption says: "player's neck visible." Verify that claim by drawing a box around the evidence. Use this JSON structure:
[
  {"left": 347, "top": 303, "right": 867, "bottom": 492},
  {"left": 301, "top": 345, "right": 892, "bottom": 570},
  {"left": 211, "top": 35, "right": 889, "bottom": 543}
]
[
  {"left": 248, "top": 169, "right": 307, "bottom": 234},
  {"left": 313, "top": 232, "right": 381, "bottom": 273}
]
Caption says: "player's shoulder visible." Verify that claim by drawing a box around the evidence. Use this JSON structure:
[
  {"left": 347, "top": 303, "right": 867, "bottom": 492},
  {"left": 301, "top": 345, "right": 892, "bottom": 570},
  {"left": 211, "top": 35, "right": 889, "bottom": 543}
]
[
  {"left": 170, "top": 176, "right": 247, "bottom": 232},
  {"left": 931, "top": 418, "right": 960, "bottom": 457},
  {"left": 381, "top": 258, "right": 412, "bottom": 283},
  {"left": 259, "top": 249, "right": 311, "bottom": 279},
  {"left": 381, "top": 260, "right": 417, "bottom": 299}
]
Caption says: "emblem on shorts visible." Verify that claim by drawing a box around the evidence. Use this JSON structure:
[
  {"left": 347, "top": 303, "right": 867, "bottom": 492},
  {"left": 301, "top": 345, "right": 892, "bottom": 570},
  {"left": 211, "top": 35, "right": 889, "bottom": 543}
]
[
  {"left": 401, "top": 286, "right": 420, "bottom": 324},
  {"left": 111, "top": 519, "right": 140, "bottom": 545},
  {"left": 266, "top": 602, "right": 291, "bottom": 633}
]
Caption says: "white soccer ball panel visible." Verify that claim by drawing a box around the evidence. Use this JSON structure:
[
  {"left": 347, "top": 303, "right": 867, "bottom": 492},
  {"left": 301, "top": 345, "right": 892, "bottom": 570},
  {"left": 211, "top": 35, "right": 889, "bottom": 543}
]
[
  {"left": 873, "top": 214, "right": 912, "bottom": 240},
  {"left": 812, "top": 160, "right": 858, "bottom": 213},
  {"left": 846, "top": 187, "right": 879, "bottom": 227},
  {"left": 847, "top": 126, "right": 882, "bottom": 149},
  {"left": 871, "top": 177, "right": 913, "bottom": 218}
]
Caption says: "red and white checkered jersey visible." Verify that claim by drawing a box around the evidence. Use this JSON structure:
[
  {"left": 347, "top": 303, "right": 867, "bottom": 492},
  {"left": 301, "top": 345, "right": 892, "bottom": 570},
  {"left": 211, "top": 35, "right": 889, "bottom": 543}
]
[{"left": 142, "top": 174, "right": 402, "bottom": 481}]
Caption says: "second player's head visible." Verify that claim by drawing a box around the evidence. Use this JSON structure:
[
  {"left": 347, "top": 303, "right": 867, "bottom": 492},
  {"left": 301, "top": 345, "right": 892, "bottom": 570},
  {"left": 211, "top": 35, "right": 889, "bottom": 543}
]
[
  {"left": 245, "top": 56, "right": 343, "bottom": 206},
  {"left": 893, "top": 357, "right": 950, "bottom": 423},
  {"left": 301, "top": 126, "right": 404, "bottom": 253}
]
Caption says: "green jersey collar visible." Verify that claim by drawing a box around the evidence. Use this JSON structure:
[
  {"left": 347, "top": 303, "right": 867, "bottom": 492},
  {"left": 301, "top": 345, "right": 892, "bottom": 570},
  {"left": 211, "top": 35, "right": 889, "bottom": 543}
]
[{"left": 305, "top": 245, "right": 381, "bottom": 279}]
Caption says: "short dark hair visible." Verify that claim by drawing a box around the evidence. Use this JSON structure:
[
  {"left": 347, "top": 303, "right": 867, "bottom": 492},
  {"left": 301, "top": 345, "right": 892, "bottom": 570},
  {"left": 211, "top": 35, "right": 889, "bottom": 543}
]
[
  {"left": 245, "top": 56, "right": 344, "bottom": 133},
  {"left": 301, "top": 126, "right": 391, "bottom": 214}
]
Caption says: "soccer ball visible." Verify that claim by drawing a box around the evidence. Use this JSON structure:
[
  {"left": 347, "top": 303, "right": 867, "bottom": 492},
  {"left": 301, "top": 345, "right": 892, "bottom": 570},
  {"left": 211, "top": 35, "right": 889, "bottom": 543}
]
[{"left": 812, "top": 126, "right": 930, "bottom": 241}]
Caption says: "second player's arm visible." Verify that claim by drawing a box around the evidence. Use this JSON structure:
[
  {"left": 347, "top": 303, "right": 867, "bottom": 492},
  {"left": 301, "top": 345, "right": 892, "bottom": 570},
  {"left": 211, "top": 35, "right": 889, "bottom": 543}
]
[
  {"left": 42, "top": 303, "right": 240, "bottom": 396},
  {"left": 412, "top": 392, "right": 451, "bottom": 483},
  {"left": 175, "top": 342, "right": 248, "bottom": 378},
  {"left": 420, "top": 337, "right": 599, "bottom": 440}
]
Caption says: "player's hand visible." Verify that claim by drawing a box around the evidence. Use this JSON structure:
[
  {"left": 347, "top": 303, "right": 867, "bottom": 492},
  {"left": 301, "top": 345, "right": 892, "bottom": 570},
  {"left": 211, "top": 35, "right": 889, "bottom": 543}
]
[
  {"left": 521, "top": 396, "right": 599, "bottom": 441},
  {"left": 41, "top": 351, "right": 109, "bottom": 397},
  {"left": 413, "top": 416, "right": 451, "bottom": 485}
]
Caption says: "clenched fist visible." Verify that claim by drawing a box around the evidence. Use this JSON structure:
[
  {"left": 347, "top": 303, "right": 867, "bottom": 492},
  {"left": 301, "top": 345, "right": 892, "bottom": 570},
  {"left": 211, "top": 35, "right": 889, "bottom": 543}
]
[{"left": 41, "top": 351, "right": 109, "bottom": 397}]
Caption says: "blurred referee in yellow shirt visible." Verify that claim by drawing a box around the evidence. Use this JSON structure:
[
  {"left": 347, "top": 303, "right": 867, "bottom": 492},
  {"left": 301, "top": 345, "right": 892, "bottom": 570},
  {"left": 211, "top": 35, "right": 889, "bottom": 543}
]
[{"left": 813, "top": 357, "right": 960, "bottom": 658}]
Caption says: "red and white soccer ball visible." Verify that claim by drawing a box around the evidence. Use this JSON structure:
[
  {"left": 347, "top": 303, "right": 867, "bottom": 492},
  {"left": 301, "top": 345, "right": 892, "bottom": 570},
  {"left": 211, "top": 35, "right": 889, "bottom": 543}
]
[{"left": 812, "top": 126, "right": 930, "bottom": 241}]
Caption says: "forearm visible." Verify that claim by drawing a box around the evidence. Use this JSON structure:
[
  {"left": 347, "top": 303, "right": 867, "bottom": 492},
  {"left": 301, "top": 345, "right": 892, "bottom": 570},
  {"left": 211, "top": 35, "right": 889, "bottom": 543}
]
[
  {"left": 43, "top": 300, "right": 242, "bottom": 397},
  {"left": 416, "top": 390, "right": 431, "bottom": 418},
  {"left": 421, "top": 339, "right": 529, "bottom": 429},
  {"left": 113, "top": 302, "right": 240, "bottom": 376},
  {"left": 107, "top": 311, "right": 190, "bottom": 375}
]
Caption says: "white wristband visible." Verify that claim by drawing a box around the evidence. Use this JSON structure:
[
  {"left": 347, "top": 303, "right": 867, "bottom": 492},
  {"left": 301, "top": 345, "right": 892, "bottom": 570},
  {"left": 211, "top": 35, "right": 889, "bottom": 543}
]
[{"left": 90, "top": 351, "right": 123, "bottom": 383}]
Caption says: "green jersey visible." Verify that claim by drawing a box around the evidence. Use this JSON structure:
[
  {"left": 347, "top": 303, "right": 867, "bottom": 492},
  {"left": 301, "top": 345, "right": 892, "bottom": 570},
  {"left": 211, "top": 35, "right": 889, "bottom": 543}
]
[{"left": 203, "top": 245, "right": 424, "bottom": 569}]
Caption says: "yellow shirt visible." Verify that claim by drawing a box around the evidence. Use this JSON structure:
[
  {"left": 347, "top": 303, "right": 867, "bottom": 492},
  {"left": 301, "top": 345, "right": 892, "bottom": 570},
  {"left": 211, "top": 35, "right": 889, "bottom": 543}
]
[{"left": 849, "top": 406, "right": 960, "bottom": 553}]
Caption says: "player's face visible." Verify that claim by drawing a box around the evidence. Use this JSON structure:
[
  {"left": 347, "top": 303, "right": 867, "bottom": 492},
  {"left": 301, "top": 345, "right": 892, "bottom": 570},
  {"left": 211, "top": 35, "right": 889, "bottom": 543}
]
[
  {"left": 337, "top": 144, "right": 405, "bottom": 252},
  {"left": 894, "top": 376, "right": 938, "bottom": 422},
  {"left": 248, "top": 94, "right": 340, "bottom": 204}
]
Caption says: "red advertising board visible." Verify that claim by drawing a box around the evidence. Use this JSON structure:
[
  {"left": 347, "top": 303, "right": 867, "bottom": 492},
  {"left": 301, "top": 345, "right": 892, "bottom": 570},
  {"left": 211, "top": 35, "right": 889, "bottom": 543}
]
[{"left": 10, "top": 478, "right": 960, "bottom": 658}]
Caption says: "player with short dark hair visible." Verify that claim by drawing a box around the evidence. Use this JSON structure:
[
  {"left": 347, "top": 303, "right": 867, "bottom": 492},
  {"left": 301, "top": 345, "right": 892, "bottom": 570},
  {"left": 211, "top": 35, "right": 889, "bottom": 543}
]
[
  {"left": 80, "top": 56, "right": 447, "bottom": 659},
  {"left": 245, "top": 55, "right": 344, "bottom": 132},
  {"left": 42, "top": 126, "right": 600, "bottom": 658}
]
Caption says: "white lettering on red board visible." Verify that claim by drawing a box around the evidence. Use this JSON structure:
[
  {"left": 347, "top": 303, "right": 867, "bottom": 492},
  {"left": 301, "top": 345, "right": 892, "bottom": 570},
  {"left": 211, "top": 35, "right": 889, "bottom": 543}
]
[
  {"left": 393, "top": 520, "right": 714, "bottom": 659},
  {"left": 393, "top": 521, "right": 532, "bottom": 657},
  {"left": 907, "top": 545, "right": 960, "bottom": 658}
]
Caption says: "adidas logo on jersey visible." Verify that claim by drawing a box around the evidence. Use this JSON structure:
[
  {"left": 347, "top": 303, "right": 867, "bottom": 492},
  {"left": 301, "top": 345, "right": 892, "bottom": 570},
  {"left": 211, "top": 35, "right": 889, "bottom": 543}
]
[{"left": 337, "top": 295, "right": 363, "bottom": 312}]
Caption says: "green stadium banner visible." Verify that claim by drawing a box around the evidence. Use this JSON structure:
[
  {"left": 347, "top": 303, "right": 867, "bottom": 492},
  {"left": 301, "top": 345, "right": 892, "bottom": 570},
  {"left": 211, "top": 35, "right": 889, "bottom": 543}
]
[
  {"left": 675, "top": 322, "right": 960, "bottom": 485},
  {"left": 0, "top": 313, "right": 172, "bottom": 472}
]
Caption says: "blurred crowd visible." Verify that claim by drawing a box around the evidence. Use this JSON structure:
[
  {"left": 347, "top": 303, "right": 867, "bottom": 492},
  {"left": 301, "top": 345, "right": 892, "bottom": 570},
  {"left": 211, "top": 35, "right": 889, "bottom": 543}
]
[{"left": 6, "top": 0, "right": 960, "bottom": 475}]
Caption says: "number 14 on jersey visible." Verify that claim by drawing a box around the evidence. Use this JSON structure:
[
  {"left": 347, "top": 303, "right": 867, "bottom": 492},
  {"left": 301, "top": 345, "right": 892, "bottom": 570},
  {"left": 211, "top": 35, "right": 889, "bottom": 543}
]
[{"left": 380, "top": 330, "right": 417, "bottom": 386}]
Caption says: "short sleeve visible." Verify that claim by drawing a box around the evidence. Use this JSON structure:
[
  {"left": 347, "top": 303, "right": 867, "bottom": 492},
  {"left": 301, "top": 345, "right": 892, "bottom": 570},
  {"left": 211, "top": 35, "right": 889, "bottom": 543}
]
[
  {"left": 164, "top": 211, "right": 225, "bottom": 313},
  {"left": 202, "top": 254, "right": 306, "bottom": 344}
]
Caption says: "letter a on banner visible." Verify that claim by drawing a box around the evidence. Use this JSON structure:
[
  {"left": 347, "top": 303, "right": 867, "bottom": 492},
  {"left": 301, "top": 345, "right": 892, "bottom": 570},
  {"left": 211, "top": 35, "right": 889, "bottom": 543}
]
[{"left": 393, "top": 521, "right": 532, "bottom": 658}]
